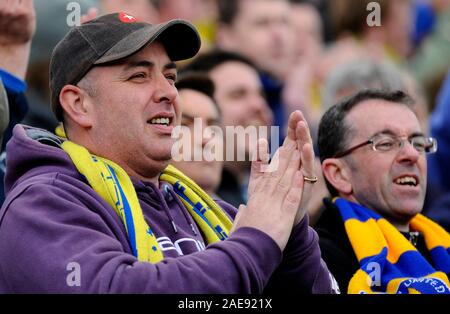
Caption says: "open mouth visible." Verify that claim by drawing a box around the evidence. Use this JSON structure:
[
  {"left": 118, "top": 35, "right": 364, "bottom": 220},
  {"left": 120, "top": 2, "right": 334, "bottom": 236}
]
[
  {"left": 393, "top": 175, "right": 419, "bottom": 187},
  {"left": 147, "top": 114, "right": 173, "bottom": 127},
  {"left": 148, "top": 117, "right": 171, "bottom": 127}
]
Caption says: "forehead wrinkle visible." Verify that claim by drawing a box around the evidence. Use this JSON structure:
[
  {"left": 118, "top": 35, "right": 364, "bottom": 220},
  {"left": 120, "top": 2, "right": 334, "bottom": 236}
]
[
  {"left": 369, "top": 129, "right": 425, "bottom": 139},
  {"left": 347, "top": 101, "right": 420, "bottom": 139}
]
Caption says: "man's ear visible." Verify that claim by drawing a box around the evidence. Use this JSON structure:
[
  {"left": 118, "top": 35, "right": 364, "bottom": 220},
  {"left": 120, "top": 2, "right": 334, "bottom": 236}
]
[
  {"left": 322, "top": 158, "right": 353, "bottom": 195},
  {"left": 59, "top": 85, "right": 93, "bottom": 128}
]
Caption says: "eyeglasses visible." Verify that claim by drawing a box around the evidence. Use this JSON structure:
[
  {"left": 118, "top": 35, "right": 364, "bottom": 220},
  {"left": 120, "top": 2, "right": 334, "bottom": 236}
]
[{"left": 333, "top": 134, "right": 438, "bottom": 158}]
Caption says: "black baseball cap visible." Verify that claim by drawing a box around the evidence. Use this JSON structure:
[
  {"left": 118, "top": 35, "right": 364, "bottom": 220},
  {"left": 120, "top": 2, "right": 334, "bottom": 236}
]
[{"left": 50, "top": 12, "right": 201, "bottom": 121}]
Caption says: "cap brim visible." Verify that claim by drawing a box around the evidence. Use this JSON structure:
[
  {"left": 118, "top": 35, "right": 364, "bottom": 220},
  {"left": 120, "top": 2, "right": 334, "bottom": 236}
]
[{"left": 94, "top": 19, "right": 201, "bottom": 64}]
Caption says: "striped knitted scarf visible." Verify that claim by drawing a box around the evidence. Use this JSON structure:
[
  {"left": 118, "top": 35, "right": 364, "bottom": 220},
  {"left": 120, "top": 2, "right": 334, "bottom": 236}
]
[
  {"left": 56, "top": 126, "right": 232, "bottom": 263},
  {"left": 334, "top": 198, "right": 450, "bottom": 294}
]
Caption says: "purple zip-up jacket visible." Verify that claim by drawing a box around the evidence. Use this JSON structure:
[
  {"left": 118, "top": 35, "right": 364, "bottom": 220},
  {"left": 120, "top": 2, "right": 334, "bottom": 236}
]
[{"left": 0, "top": 125, "right": 334, "bottom": 293}]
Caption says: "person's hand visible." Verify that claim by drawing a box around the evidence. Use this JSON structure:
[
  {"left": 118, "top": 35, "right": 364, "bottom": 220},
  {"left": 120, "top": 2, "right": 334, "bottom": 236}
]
[
  {"left": 0, "top": 0, "right": 36, "bottom": 80},
  {"left": 287, "top": 111, "right": 316, "bottom": 225},
  {"left": 231, "top": 136, "right": 304, "bottom": 251},
  {"left": 245, "top": 111, "right": 316, "bottom": 226},
  {"left": 0, "top": 0, "right": 36, "bottom": 46}
]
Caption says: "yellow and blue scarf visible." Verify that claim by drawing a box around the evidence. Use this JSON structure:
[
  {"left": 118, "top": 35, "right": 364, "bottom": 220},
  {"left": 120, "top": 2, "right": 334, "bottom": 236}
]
[
  {"left": 56, "top": 127, "right": 232, "bottom": 263},
  {"left": 334, "top": 198, "right": 450, "bottom": 294}
]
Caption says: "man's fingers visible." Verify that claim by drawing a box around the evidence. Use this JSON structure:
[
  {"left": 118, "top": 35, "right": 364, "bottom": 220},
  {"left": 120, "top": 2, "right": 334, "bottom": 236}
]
[
  {"left": 256, "top": 138, "right": 270, "bottom": 164},
  {"left": 296, "top": 120, "right": 312, "bottom": 148},
  {"left": 283, "top": 110, "right": 304, "bottom": 148},
  {"left": 295, "top": 119, "right": 316, "bottom": 179},
  {"left": 264, "top": 143, "right": 295, "bottom": 179},
  {"left": 248, "top": 138, "right": 270, "bottom": 195},
  {"left": 274, "top": 150, "right": 301, "bottom": 199},
  {"left": 294, "top": 143, "right": 317, "bottom": 225},
  {"left": 282, "top": 171, "right": 304, "bottom": 215},
  {"left": 301, "top": 143, "right": 316, "bottom": 179},
  {"left": 286, "top": 111, "right": 301, "bottom": 143}
]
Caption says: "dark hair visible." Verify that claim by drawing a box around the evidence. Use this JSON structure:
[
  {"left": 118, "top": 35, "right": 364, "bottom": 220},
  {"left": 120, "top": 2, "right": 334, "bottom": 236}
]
[
  {"left": 289, "top": 0, "right": 312, "bottom": 4},
  {"left": 176, "top": 72, "right": 215, "bottom": 99},
  {"left": 175, "top": 71, "right": 221, "bottom": 116},
  {"left": 217, "top": 0, "right": 240, "bottom": 25},
  {"left": 182, "top": 49, "right": 258, "bottom": 74},
  {"left": 318, "top": 89, "right": 414, "bottom": 196}
]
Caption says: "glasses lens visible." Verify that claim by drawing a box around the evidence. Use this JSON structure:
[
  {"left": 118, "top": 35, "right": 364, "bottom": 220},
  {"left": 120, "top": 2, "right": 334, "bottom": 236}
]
[
  {"left": 412, "top": 136, "right": 427, "bottom": 152},
  {"left": 412, "top": 136, "right": 437, "bottom": 154},
  {"left": 373, "top": 136, "right": 396, "bottom": 151},
  {"left": 425, "top": 138, "right": 437, "bottom": 153}
]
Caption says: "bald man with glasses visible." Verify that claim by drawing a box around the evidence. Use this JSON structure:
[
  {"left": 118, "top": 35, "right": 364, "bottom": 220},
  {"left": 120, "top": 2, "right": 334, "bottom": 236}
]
[{"left": 314, "top": 90, "right": 450, "bottom": 294}]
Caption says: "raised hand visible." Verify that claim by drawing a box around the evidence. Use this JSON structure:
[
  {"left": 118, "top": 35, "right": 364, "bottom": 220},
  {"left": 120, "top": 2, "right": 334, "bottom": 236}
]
[
  {"left": 247, "top": 111, "right": 316, "bottom": 225},
  {"left": 0, "top": 0, "right": 36, "bottom": 79},
  {"left": 0, "top": 0, "right": 36, "bottom": 46},
  {"left": 288, "top": 111, "right": 317, "bottom": 225},
  {"left": 231, "top": 135, "right": 304, "bottom": 251}
]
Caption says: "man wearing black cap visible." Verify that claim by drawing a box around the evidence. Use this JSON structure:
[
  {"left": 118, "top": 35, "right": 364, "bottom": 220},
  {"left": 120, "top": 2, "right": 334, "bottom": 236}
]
[{"left": 0, "top": 13, "right": 334, "bottom": 294}]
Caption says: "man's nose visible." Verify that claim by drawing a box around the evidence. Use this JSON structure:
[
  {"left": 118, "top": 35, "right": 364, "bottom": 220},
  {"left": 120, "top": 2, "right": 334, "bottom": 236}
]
[
  {"left": 153, "top": 75, "right": 178, "bottom": 104},
  {"left": 397, "top": 139, "right": 420, "bottom": 164},
  {"left": 249, "top": 93, "right": 269, "bottom": 114},
  {"left": 255, "top": 99, "right": 273, "bottom": 125}
]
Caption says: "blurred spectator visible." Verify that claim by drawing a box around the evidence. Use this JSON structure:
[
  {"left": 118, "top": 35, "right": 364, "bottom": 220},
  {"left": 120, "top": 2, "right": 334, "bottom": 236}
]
[
  {"left": 282, "top": 0, "right": 324, "bottom": 145},
  {"left": 152, "top": 0, "right": 219, "bottom": 52},
  {"left": 412, "top": 0, "right": 437, "bottom": 47},
  {"left": 322, "top": 59, "right": 430, "bottom": 131},
  {"left": 402, "top": 69, "right": 431, "bottom": 133},
  {"left": 0, "top": 0, "right": 36, "bottom": 203},
  {"left": 153, "top": 0, "right": 212, "bottom": 22},
  {"left": 428, "top": 71, "right": 450, "bottom": 194},
  {"left": 280, "top": 1, "right": 327, "bottom": 224},
  {"left": 216, "top": 0, "right": 293, "bottom": 82},
  {"left": 171, "top": 72, "right": 223, "bottom": 196},
  {"left": 321, "top": 0, "right": 414, "bottom": 83},
  {"left": 24, "top": 0, "right": 96, "bottom": 131},
  {"left": 411, "top": 3, "right": 450, "bottom": 109},
  {"left": 101, "top": 0, "right": 159, "bottom": 22},
  {"left": 290, "top": 0, "right": 323, "bottom": 66},
  {"left": 283, "top": 0, "right": 329, "bottom": 223},
  {"left": 215, "top": 0, "right": 294, "bottom": 140},
  {"left": 183, "top": 50, "right": 273, "bottom": 207},
  {"left": 322, "top": 60, "right": 407, "bottom": 110}
]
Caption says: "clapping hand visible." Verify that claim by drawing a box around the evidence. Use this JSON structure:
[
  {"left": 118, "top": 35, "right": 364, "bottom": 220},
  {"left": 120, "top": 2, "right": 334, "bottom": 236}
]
[{"left": 231, "top": 111, "right": 317, "bottom": 250}]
